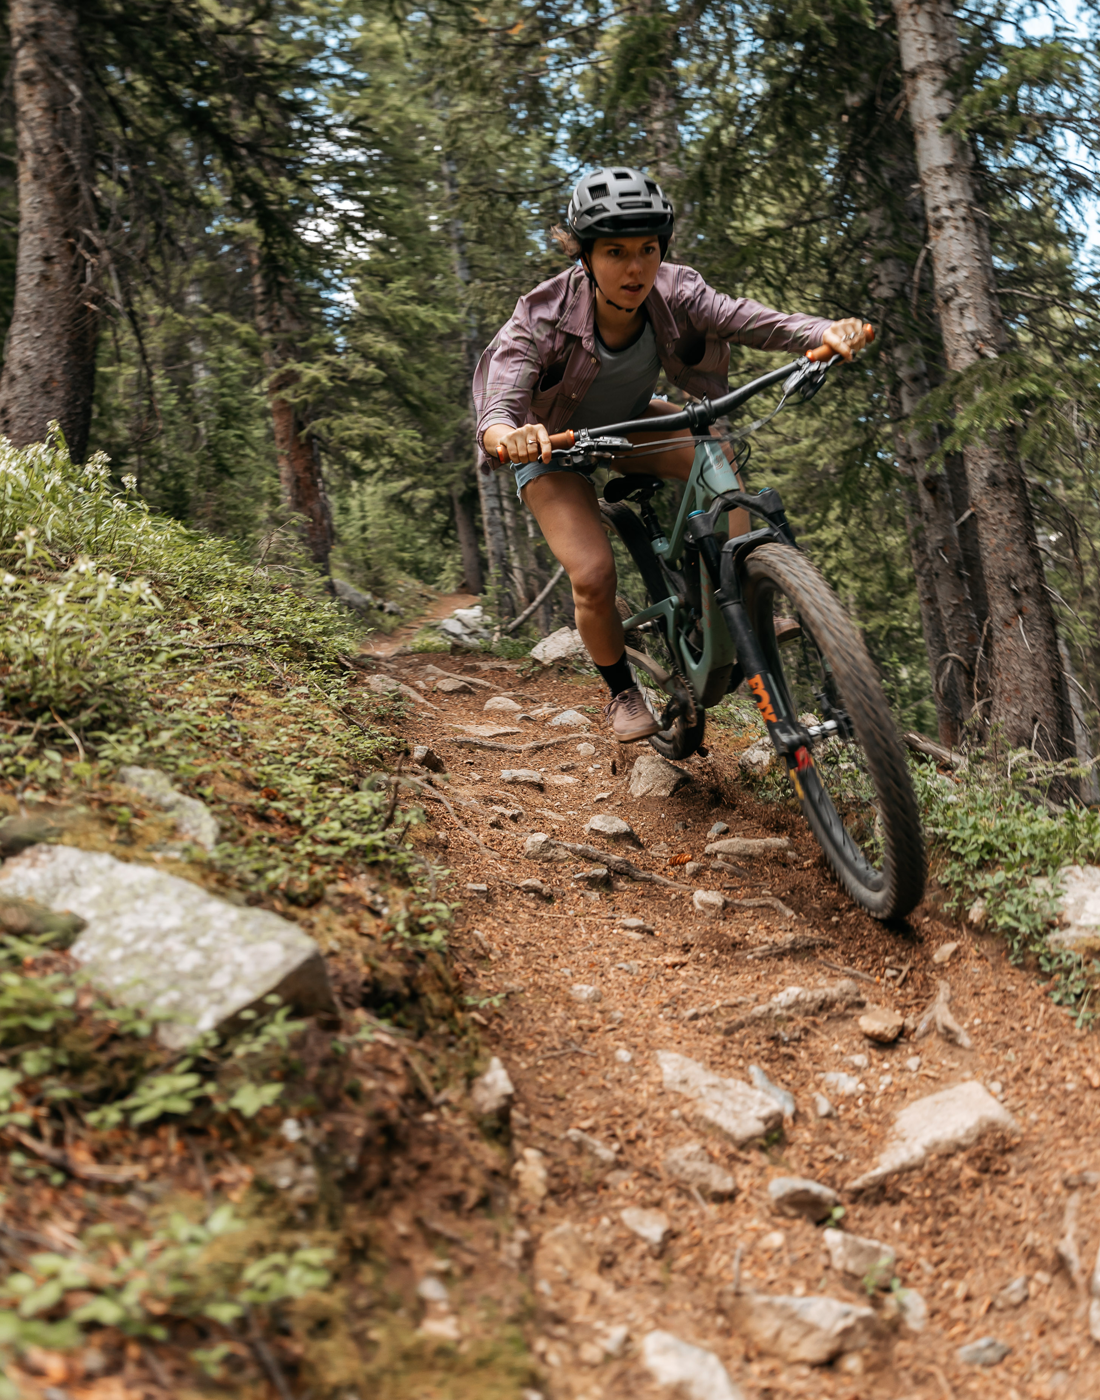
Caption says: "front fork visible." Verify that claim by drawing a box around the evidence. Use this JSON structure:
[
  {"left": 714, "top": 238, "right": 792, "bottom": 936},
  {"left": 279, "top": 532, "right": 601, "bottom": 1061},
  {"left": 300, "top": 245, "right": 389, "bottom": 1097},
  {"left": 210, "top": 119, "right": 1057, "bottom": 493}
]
[{"left": 684, "top": 511, "right": 815, "bottom": 784}]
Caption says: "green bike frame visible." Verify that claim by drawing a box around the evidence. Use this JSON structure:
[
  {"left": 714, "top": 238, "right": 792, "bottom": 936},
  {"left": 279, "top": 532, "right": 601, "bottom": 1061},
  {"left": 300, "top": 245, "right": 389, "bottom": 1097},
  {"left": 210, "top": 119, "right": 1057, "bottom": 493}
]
[{"left": 618, "top": 437, "right": 740, "bottom": 702}]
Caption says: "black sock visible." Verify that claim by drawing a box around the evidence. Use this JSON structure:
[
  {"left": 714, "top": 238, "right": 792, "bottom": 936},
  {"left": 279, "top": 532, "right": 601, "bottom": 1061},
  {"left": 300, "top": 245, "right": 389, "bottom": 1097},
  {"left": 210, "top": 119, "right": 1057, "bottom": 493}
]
[{"left": 596, "top": 653, "right": 634, "bottom": 697}]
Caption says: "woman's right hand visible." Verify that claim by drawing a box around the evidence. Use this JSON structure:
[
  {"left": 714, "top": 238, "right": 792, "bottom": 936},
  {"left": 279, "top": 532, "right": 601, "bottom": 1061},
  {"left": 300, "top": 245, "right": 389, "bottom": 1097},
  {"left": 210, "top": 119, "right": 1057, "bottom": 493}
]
[{"left": 484, "top": 421, "right": 552, "bottom": 466}]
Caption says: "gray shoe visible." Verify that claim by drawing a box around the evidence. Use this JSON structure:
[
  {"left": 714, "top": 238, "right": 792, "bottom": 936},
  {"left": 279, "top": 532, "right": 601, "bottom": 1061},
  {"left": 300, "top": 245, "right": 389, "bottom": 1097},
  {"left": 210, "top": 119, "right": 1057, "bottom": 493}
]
[{"left": 604, "top": 686, "right": 660, "bottom": 742}]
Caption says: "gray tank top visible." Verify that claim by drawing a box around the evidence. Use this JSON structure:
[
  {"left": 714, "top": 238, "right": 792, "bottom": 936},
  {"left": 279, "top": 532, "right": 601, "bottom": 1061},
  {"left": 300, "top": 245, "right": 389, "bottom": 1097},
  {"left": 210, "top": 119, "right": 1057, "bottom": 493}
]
[{"left": 566, "top": 319, "right": 661, "bottom": 432}]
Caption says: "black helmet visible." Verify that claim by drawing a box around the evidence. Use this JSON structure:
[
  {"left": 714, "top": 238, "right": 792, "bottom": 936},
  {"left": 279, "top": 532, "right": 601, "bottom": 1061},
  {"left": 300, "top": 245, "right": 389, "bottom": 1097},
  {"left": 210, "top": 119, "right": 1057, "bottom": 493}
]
[{"left": 566, "top": 166, "right": 675, "bottom": 249}]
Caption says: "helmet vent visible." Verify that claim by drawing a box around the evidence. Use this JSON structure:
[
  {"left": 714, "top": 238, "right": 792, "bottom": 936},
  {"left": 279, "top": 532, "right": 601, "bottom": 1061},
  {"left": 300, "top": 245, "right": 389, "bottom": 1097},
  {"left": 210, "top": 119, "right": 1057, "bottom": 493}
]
[
  {"left": 587, "top": 182, "right": 609, "bottom": 199},
  {"left": 645, "top": 180, "right": 659, "bottom": 194},
  {"left": 613, "top": 170, "right": 632, "bottom": 179}
]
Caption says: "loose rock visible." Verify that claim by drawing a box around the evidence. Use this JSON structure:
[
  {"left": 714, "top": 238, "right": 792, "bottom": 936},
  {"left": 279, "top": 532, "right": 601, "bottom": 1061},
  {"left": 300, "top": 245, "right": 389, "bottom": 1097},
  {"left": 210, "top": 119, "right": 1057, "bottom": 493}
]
[
  {"left": 572, "top": 866, "right": 610, "bottom": 888},
  {"left": 585, "top": 813, "right": 638, "bottom": 843},
  {"left": 858, "top": 1006, "right": 904, "bottom": 1044},
  {"left": 663, "top": 1142, "right": 737, "bottom": 1201},
  {"left": 850, "top": 1080, "right": 1017, "bottom": 1191},
  {"left": 958, "top": 1337, "right": 1011, "bottom": 1367},
  {"left": 523, "top": 833, "right": 569, "bottom": 862},
  {"left": 518, "top": 878, "right": 552, "bottom": 899},
  {"left": 705, "top": 836, "right": 790, "bottom": 858},
  {"left": 994, "top": 1275, "right": 1029, "bottom": 1309},
  {"left": 0, "top": 894, "right": 85, "bottom": 947},
  {"left": 118, "top": 765, "right": 220, "bottom": 851},
  {"left": 656, "top": 1050, "right": 782, "bottom": 1146},
  {"left": 501, "top": 769, "right": 544, "bottom": 788},
  {"left": 822, "top": 1070, "right": 862, "bottom": 1097},
  {"left": 738, "top": 745, "right": 774, "bottom": 777},
  {"left": 0, "top": 845, "right": 334, "bottom": 1049},
  {"left": 365, "top": 673, "right": 438, "bottom": 708},
  {"left": 641, "top": 1331, "right": 743, "bottom": 1400},
  {"left": 693, "top": 890, "right": 727, "bottom": 918},
  {"left": 470, "top": 1057, "right": 514, "bottom": 1119},
  {"left": 576, "top": 742, "right": 596, "bottom": 756},
  {"left": 512, "top": 1147, "right": 549, "bottom": 1203},
  {"left": 932, "top": 940, "right": 959, "bottom": 965},
  {"left": 813, "top": 1092, "right": 835, "bottom": 1119},
  {"left": 1047, "top": 864, "right": 1100, "bottom": 954},
  {"left": 565, "top": 1128, "right": 618, "bottom": 1165},
  {"left": 708, "top": 822, "right": 729, "bottom": 838},
  {"left": 823, "top": 1228, "right": 896, "bottom": 1288},
  {"left": 621, "top": 1206, "right": 671, "bottom": 1252},
  {"left": 530, "top": 627, "right": 588, "bottom": 665},
  {"left": 749, "top": 1064, "right": 796, "bottom": 1119},
  {"left": 484, "top": 694, "right": 521, "bottom": 712},
  {"left": 768, "top": 1177, "right": 839, "bottom": 1224},
  {"left": 549, "top": 708, "right": 591, "bottom": 729},
  {"left": 883, "top": 1287, "right": 927, "bottom": 1332},
  {"left": 629, "top": 752, "right": 691, "bottom": 798},
  {"left": 412, "top": 744, "right": 445, "bottom": 773},
  {"left": 436, "top": 677, "right": 473, "bottom": 694},
  {"left": 570, "top": 983, "right": 602, "bottom": 1003},
  {"left": 725, "top": 1293, "right": 879, "bottom": 1365}
]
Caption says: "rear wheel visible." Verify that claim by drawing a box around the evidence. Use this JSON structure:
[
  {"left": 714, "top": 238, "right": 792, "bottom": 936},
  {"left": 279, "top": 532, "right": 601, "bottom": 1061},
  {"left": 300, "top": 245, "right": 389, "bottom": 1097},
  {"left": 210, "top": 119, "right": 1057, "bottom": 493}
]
[
  {"left": 743, "top": 543, "right": 925, "bottom": 920},
  {"left": 600, "top": 499, "right": 706, "bottom": 760}
]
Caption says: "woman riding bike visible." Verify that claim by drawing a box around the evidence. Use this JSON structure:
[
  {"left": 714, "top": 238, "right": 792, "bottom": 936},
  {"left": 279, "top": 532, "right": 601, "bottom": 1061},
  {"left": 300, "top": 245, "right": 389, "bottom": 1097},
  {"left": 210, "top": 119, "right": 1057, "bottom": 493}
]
[{"left": 473, "top": 166, "right": 872, "bottom": 741}]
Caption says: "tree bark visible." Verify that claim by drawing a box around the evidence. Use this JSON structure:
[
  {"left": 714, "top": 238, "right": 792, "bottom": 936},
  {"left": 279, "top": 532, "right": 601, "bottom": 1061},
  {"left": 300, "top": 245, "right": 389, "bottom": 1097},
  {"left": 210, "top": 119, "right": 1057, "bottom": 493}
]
[
  {"left": 0, "top": 0, "right": 100, "bottom": 463},
  {"left": 451, "top": 481, "right": 483, "bottom": 594},
  {"left": 248, "top": 250, "right": 332, "bottom": 572},
  {"left": 892, "top": 0, "right": 1074, "bottom": 760}
]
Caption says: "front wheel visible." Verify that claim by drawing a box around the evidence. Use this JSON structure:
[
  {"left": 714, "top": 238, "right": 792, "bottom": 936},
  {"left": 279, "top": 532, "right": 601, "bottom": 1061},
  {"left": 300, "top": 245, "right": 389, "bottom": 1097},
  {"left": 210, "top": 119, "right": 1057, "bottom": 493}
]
[{"left": 743, "top": 544, "right": 926, "bottom": 920}]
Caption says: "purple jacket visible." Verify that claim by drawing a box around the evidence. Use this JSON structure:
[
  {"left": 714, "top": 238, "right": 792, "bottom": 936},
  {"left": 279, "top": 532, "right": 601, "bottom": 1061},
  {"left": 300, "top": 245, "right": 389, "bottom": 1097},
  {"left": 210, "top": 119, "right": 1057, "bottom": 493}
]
[{"left": 472, "top": 261, "right": 833, "bottom": 460}]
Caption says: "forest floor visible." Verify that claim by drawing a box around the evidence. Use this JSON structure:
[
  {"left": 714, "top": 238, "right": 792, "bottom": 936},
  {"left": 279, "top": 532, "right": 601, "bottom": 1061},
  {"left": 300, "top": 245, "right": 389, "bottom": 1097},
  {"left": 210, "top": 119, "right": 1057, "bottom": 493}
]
[{"left": 367, "top": 646, "right": 1100, "bottom": 1400}]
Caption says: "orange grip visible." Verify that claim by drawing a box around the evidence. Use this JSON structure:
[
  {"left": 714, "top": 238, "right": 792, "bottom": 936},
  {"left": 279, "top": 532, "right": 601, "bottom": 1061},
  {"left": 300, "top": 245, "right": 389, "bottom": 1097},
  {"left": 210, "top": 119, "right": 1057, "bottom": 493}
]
[
  {"left": 806, "top": 323, "right": 875, "bottom": 363},
  {"left": 496, "top": 429, "right": 575, "bottom": 464}
]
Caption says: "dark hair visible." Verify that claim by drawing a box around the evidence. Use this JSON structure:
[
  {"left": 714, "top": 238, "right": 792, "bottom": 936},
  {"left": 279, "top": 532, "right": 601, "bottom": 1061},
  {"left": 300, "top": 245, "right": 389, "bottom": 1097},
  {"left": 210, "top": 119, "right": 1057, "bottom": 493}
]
[{"left": 550, "top": 224, "right": 584, "bottom": 259}]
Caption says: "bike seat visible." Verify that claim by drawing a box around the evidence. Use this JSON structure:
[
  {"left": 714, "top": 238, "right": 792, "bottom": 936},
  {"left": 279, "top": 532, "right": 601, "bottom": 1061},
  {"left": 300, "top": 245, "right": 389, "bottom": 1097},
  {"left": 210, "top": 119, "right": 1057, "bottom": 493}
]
[{"left": 603, "top": 474, "right": 663, "bottom": 504}]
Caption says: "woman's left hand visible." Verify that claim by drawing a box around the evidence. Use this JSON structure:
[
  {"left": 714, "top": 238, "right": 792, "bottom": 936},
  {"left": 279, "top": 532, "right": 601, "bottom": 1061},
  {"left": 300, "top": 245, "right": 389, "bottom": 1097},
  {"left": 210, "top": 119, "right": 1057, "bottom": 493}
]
[{"left": 820, "top": 318, "right": 872, "bottom": 361}]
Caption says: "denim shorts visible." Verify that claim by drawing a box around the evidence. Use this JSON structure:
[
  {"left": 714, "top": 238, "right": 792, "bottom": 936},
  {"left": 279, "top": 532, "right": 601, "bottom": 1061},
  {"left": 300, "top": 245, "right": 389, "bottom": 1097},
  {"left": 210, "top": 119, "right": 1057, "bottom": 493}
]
[{"left": 511, "top": 458, "right": 596, "bottom": 498}]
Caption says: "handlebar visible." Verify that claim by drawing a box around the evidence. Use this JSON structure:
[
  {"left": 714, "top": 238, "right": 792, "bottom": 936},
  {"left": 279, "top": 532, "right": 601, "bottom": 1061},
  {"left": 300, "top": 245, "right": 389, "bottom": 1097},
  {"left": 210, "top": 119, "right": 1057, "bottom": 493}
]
[
  {"left": 806, "top": 323, "right": 874, "bottom": 363},
  {"left": 495, "top": 323, "right": 874, "bottom": 465},
  {"left": 497, "top": 429, "right": 575, "bottom": 465}
]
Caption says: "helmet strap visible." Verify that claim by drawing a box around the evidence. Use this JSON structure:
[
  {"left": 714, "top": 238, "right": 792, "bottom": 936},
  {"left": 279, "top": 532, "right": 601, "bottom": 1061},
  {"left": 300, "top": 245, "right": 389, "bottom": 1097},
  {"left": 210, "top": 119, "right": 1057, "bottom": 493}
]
[{"left": 579, "top": 252, "right": 633, "bottom": 313}]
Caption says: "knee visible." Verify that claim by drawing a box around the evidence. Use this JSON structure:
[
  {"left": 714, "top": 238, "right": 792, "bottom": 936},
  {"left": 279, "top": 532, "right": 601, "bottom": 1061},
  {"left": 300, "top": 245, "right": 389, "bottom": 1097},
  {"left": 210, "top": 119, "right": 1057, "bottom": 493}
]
[{"left": 570, "top": 557, "right": 617, "bottom": 609}]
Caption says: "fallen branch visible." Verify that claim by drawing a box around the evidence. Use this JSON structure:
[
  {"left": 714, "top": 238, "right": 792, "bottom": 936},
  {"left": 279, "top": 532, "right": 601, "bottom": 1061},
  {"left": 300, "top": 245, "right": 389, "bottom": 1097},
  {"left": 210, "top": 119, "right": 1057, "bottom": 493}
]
[
  {"left": 741, "top": 933, "right": 830, "bottom": 960},
  {"left": 903, "top": 731, "right": 962, "bottom": 769},
  {"left": 721, "top": 979, "right": 865, "bottom": 1032},
  {"left": 421, "top": 664, "right": 493, "bottom": 689},
  {"left": 914, "top": 979, "right": 972, "bottom": 1049},
  {"left": 817, "top": 958, "right": 877, "bottom": 985},
  {"left": 449, "top": 732, "right": 601, "bottom": 755},
  {"left": 503, "top": 564, "right": 566, "bottom": 634},
  {"left": 550, "top": 839, "right": 691, "bottom": 891},
  {"left": 397, "top": 774, "right": 503, "bottom": 863},
  {"left": 0, "top": 1125, "right": 144, "bottom": 1184},
  {"left": 729, "top": 895, "right": 798, "bottom": 921}
]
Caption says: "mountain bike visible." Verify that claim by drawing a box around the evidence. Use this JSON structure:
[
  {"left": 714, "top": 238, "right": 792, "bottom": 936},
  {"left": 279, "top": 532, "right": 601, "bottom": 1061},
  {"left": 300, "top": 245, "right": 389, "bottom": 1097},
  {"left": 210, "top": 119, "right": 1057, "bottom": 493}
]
[{"left": 508, "top": 339, "right": 925, "bottom": 920}]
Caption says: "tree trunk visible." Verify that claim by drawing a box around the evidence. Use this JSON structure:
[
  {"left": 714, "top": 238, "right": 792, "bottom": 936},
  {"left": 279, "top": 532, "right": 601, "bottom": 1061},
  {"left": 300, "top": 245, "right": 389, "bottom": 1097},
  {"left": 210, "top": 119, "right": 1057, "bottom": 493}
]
[
  {"left": 0, "top": 0, "right": 100, "bottom": 463},
  {"left": 248, "top": 250, "right": 332, "bottom": 572},
  {"left": 893, "top": 0, "right": 1074, "bottom": 761},
  {"left": 476, "top": 465, "right": 509, "bottom": 604},
  {"left": 451, "top": 481, "right": 483, "bottom": 594}
]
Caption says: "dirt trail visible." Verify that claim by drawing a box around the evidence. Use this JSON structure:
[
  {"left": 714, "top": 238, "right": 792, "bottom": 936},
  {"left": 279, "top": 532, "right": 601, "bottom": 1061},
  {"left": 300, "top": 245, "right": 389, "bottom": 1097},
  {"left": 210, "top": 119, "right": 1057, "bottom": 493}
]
[
  {"left": 375, "top": 650, "right": 1100, "bottom": 1400},
  {"left": 362, "top": 590, "right": 479, "bottom": 657}
]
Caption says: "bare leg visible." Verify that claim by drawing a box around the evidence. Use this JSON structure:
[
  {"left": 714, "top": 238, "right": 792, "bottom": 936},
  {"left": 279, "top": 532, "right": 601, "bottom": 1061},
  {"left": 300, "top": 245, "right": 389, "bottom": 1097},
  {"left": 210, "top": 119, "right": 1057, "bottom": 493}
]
[{"left": 520, "top": 470, "right": 624, "bottom": 666}]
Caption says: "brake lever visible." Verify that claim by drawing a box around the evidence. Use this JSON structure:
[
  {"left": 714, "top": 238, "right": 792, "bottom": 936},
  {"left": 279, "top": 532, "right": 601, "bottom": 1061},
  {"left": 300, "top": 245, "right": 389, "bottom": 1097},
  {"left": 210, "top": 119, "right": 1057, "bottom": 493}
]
[{"left": 782, "top": 358, "right": 831, "bottom": 402}]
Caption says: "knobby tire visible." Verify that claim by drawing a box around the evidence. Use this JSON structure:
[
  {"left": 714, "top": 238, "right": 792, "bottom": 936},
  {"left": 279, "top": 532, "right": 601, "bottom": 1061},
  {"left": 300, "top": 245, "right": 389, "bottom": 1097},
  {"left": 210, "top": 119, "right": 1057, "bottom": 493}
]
[{"left": 744, "top": 543, "right": 925, "bottom": 920}]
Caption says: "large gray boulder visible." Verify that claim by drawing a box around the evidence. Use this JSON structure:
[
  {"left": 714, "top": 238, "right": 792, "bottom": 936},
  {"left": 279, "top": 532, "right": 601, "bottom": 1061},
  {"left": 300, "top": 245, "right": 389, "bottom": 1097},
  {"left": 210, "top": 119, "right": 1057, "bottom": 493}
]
[
  {"left": 117, "top": 765, "right": 220, "bottom": 851},
  {"left": 1046, "top": 865, "right": 1100, "bottom": 954},
  {"left": 0, "top": 846, "right": 334, "bottom": 1049},
  {"left": 530, "top": 627, "right": 588, "bottom": 665},
  {"left": 630, "top": 752, "right": 691, "bottom": 798},
  {"left": 850, "top": 1080, "right": 1017, "bottom": 1190}
]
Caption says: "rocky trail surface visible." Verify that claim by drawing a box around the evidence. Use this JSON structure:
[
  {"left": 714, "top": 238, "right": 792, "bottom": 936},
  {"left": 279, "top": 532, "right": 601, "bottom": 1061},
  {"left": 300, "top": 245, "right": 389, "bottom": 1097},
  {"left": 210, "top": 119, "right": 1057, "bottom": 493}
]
[{"left": 371, "top": 649, "right": 1100, "bottom": 1400}]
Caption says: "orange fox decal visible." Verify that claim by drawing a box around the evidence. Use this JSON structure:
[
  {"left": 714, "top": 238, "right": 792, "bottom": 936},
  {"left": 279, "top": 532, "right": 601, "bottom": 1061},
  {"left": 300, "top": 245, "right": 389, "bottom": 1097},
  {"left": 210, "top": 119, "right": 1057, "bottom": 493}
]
[{"left": 747, "top": 672, "right": 778, "bottom": 724}]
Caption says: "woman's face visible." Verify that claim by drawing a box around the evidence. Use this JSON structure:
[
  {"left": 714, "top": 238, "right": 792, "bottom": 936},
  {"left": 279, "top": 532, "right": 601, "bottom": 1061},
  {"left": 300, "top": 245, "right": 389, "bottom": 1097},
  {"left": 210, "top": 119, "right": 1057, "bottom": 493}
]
[{"left": 587, "top": 235, "right": 661, "bottom": 310}]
